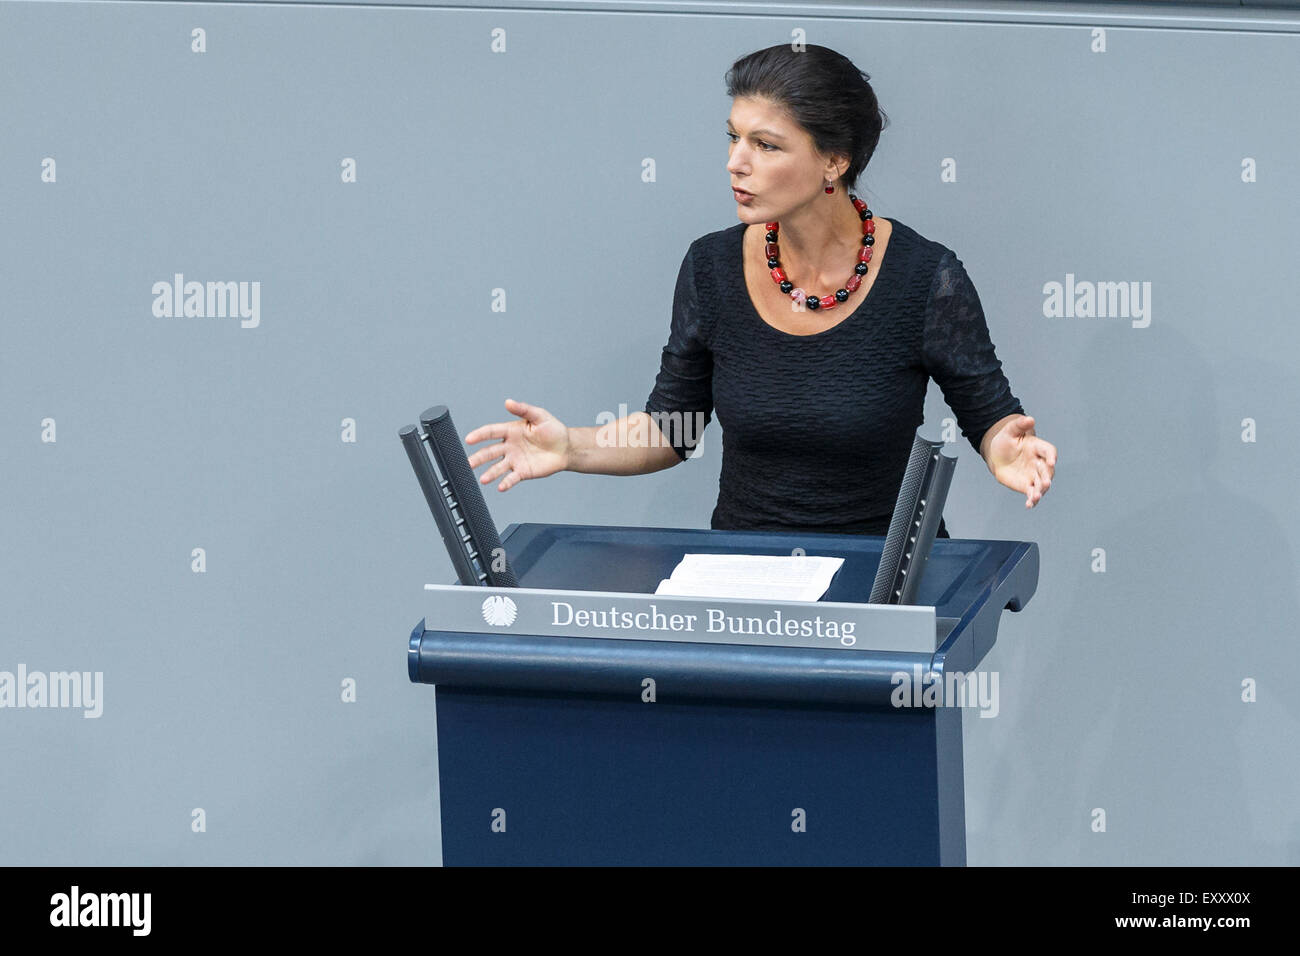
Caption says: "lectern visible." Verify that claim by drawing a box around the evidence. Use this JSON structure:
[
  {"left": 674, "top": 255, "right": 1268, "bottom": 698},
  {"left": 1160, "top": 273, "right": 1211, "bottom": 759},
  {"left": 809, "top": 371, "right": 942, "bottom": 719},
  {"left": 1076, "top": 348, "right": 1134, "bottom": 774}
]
[{"left": 409, "top": 521, "right": 1038, "bottom": 866}]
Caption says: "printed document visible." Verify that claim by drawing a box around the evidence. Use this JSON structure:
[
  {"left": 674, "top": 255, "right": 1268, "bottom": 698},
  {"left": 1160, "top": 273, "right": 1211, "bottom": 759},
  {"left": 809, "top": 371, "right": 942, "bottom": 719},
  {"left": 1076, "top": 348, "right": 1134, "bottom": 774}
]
[{"left": 654, "top": 553, "right": 844, "bottom": 602}]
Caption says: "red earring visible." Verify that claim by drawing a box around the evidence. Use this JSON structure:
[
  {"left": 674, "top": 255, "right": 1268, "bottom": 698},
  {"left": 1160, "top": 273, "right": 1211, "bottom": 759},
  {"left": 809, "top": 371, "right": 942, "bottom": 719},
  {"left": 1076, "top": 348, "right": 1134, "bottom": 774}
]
[{"left": 824, "top": 181, "right": 835, "bottom": 194}]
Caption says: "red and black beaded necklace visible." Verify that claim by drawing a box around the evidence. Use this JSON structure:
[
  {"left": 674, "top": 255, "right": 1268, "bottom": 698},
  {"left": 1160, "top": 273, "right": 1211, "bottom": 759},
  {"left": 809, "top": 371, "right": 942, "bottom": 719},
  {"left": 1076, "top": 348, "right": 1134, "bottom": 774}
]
[{"left": 764, "top": 195, "right": 875, "bottom": 311}]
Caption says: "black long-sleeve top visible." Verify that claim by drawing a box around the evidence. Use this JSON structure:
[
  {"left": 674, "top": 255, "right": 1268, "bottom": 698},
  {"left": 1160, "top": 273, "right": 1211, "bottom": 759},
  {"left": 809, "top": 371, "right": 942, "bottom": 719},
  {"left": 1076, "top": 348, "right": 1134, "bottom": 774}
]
[{"left": 643, "top": 217, "right": 1024, "bottom": 538}]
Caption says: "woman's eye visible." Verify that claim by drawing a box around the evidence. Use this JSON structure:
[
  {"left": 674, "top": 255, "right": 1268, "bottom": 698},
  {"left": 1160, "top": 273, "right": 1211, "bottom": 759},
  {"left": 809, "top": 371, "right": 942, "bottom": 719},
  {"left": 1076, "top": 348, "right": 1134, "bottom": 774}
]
[{"left": 725, "top": 132, "right": 774, "bottom": 150}]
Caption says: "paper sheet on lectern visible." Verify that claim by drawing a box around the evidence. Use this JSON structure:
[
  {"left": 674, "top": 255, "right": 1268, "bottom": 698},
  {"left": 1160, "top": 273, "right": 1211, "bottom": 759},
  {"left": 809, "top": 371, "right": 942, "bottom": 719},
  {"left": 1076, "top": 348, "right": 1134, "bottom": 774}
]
[{"left": 654, "top": 553, "right": 844, "bottom": 602}]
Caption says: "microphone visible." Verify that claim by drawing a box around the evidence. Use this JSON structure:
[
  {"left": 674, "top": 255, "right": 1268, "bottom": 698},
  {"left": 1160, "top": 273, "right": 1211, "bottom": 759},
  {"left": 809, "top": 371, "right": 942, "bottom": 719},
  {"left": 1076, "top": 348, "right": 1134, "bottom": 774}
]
[
  {"left": 869, "top": 429, "right": 957, "bottom": 605},
  {"left": 400, "top": 404, "right": 518, "bottom": 588}
]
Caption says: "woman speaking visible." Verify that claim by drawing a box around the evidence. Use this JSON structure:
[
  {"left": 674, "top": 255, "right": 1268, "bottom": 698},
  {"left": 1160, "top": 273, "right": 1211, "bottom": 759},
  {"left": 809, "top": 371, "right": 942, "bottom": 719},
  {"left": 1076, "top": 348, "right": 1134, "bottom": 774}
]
[{"left": 465, "top": 44, "right": 1056, "bottom": 538}]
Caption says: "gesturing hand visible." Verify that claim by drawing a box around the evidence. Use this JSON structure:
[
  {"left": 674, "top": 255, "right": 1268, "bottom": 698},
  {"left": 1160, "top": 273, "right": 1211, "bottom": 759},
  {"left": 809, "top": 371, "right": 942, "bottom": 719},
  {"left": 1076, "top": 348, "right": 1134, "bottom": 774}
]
[
  {"left": 986, "top": 414, "right": 1057, "bottom": 508},
  {"left": 464, "top": 398, "right": 570, "bottom": 492}
]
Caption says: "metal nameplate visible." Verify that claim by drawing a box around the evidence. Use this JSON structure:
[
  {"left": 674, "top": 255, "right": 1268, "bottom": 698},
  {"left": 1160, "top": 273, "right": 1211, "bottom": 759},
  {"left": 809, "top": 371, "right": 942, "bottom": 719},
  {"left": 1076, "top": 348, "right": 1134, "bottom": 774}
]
[{"left": 423, "top": 584, "right": 937, "bottom": 653}]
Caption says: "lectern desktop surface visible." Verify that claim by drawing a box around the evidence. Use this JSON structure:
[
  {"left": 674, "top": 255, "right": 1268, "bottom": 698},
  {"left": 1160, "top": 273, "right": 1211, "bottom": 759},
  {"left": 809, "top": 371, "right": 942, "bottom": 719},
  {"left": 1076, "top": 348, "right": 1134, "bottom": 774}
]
[
  {"left": 493, "top": 521, "right": 1036, "bottom": 672},
  {"left": 503, "top": 521, "right": 997, "bottom": 607}
]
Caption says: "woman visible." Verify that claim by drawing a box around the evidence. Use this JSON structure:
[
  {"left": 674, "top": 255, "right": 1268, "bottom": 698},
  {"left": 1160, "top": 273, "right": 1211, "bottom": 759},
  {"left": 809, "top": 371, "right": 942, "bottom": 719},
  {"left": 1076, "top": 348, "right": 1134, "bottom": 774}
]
[{"left": 465, "top": 44, "right": 1055, "bottom": 538}]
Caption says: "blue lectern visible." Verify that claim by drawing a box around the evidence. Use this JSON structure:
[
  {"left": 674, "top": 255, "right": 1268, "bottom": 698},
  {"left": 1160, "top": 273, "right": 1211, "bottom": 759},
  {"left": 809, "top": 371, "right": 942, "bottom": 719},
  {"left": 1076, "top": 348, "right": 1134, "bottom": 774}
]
[{"left": 409, "top": 522, "right": 1038, "bottom": 865}]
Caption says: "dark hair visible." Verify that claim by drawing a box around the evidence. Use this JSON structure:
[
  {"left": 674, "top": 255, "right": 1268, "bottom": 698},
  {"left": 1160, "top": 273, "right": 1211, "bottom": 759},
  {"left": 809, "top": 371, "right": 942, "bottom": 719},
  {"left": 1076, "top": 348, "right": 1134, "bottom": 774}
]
[{"left": 725, "top": 44, "right": 888, "bottom": 193}]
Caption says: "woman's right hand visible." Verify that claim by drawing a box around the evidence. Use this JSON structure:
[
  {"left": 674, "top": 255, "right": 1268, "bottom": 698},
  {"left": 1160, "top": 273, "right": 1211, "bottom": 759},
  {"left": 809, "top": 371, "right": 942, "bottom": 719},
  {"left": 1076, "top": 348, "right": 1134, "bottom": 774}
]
[{"left": 464, "top": 398, "right": 570, "bottom": 492}]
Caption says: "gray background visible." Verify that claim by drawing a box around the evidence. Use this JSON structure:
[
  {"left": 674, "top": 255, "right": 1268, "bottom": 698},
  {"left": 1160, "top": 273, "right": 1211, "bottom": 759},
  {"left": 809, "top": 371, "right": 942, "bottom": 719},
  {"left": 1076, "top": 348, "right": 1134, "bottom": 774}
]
[{"left": 2, "top": 0, "right": 1297, "bottom": 865}]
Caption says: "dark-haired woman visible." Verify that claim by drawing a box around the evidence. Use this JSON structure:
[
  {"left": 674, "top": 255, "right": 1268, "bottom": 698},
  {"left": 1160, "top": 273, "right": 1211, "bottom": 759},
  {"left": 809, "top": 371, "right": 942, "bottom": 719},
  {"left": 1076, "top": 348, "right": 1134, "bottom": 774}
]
[{"left": 466, "top": 44, "right": 1055, "bottom": 538}]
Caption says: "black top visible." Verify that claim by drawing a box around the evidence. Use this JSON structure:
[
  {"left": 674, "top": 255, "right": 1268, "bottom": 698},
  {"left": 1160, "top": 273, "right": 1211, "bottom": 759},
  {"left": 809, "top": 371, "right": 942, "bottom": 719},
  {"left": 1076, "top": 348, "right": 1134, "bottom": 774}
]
[{"left": 643, "top": 218, "right": 1024, "bottom": 537}]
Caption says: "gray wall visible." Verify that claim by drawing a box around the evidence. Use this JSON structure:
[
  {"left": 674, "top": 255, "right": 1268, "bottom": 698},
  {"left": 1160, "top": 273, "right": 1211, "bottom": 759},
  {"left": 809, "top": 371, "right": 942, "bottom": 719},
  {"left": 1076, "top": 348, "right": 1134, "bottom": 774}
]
[{"left": 2, "top": 0, "right": 1297, "bottom": 865}]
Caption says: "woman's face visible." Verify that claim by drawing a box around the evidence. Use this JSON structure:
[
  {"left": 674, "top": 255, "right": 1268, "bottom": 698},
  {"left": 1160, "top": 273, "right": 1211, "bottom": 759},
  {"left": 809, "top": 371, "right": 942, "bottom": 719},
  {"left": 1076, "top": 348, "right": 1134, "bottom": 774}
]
[{"left": 726, "top": 96, "right": 831, "bottom": 222}]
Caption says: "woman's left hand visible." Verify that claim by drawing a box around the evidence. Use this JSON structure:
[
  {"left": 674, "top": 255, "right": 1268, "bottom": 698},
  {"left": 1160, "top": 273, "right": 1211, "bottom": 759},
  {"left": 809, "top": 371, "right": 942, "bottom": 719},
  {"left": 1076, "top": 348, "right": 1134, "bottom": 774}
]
[{"left": 986, "top": 415, "right": 1056, "bottom": 508}]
